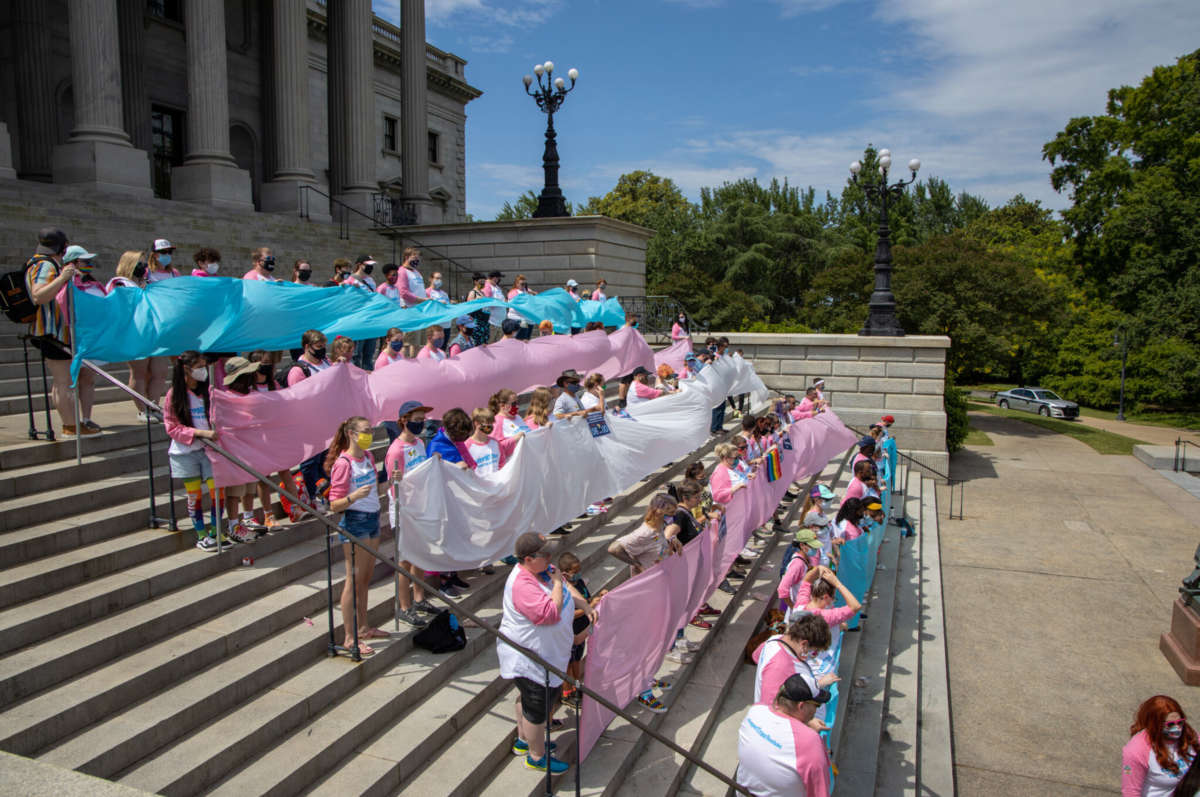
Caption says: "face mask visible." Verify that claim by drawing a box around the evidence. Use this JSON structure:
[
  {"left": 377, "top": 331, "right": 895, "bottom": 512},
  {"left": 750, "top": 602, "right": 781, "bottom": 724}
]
[
  {"left": 1166, "top": 726, "right": 1185, "bottom": 740},
  {"left": 433, "top": 279, "right": 442, "bottom": 289},
  {"left": 405, "top": 420, "right": 425, "bottom": 435},
  {"left": 262, "top": 256, "right": 276, "bottom": 272},
  {"left": 297, "top": 269, "right": 311, "bottom": 282},
  {"left": 566, "top": 383, "right": 581, "bottom": 394},
  {"left": 387, "top": 273, "right": 398, "bottom": 284},
  {"left": 363, "top": 264, "right": 374, "bottom": 275},
  {"left": 389, "top": 339, "right": 403, "bottom": 352},
  {"left": 311, "top": 346, "right": 326, "bottom": 361},
  {"left": 204, "top": 262, "right": 220, "bottom": 275},
  {"left": 509, "top": 403, "right": 519, "bottom": 416},
  {"left": 355, "top": 432, "right": 374, "bottom": 451},
  {"left": 133, "top": 263, "right": 147, "bottom": 280},
  {"left": 409, "top": 259, "right": 421, "bottom": 268},
  {"left": 189, "top": 367, "right": 208, "bottom": 381},
  {"left": 158, "top": 253, "right": 172, "bottom": 267},
  {"left": 678, "top": 316, "right": 685, "bottom": 323},
  {"left": 258, "top": 363, "right": 272, "bottom": 376}
]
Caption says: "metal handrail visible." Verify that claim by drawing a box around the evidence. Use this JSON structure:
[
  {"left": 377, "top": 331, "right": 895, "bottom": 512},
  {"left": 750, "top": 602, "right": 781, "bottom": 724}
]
[
  {"left": 1177, "top": 439, "right": 1200, "bottom": 473},
  {"left": 56, "top": 343, "right": 755, "bottom": 796}
]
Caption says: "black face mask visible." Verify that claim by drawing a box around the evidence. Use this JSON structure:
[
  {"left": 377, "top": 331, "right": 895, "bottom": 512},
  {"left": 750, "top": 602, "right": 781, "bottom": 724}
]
[
  {"left": 363, "top": 264, "right": 374, "bottom": 275},
  {"left": 405, "top": 420, "right": 425, "bottom": 435},
  {"left": 310, "top": 346, "right": 326, "bottom": 360},
  {"left": 258, "top": 363, "right": 272, "bottom": 375},
  {"left": 297, "top": 269, "right": 312, "bottom": 282},
  {"left": 133, "top": 262, "right": 147, "bottom": 280},
  {"left": 262, "top": 255, "right": 276, "bottom": 272}
]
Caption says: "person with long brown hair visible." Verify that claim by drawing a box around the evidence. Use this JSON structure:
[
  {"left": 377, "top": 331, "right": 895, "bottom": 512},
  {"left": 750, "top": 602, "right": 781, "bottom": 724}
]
[
  {"left": 1123, "top": 695, "right": 1199, "bottom": 796},
  {"left": 163, "top": 351, "right": 222, "bottom": 547},
  {"left": 325, "top": 416, "right": 385, "bottom": 657},
  {"left": 489, "top": 388, "right": 530, "bottom": 438},
  {"left": 524, "top": 387, "right": 554, "bottom": 430}
]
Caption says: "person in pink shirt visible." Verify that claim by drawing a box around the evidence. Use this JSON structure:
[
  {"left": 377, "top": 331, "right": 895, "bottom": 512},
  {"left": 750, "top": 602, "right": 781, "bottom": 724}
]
[
  {"left": 383, "top": 400, "right": 437, "bottom": 627},
  {"left": 736, "top": 675, "right": 834, "bottom": 797},
  {"left": 625, "top": 365, "right": 666, "bottom": 407},
  {"left": 834, "top": 498, "right": 866, "bottom": 542},
  {"left": 415, "top": 326, "right": 446, "bottom": 361},
  {"left": 505, "top": 273, "right": 537, "bottom": 340},
  {"left": 792, "top": 386, "right": 824, "bottom": 420},
  {"left": 286, "top": 330, "right": 332, "bottom": 387},
  {"left": 488, "top": 389, "right": 530, "bottom": 438},
  {"left": 777, "top": 526, "right": 823, "bottom": 617},
  {"left": 447, "top": 316, "right": 475, "bottom": 357},
  {"left": 524, "top": 387, "right": 553, "bottom": 430},
  {"left": 843, "top": 460, "right": 875, "bottom": 502},
  {"left": 851, "top": 436, "right": 876, "bottom": 468},
  {"left": 670, "top": 312, "right": 690, "bottom": 342},
  {"left": 191, "top": 246, "right": 222, "bottom": 277},
  {"left": 750, "top": 613, "right": 834, "bottom": 705},
  {"left": 466, "top": 408, "right": 523, "bottom": 476},
  {"left": 1122, "top": 695, "right": 1199, "bottom": 797},
  {"left": 710, "top": 443, "right": 753, "bottom": 505},
  {"left": 794, "top": 565, "right": 861, "bottom": 724},
  {"left": 376, "top": 262, "right": 402, "bottom": 304},
  {"left": 375, "top": 328, "right": 406, "bottom": 370},
  {"left": 242, "top": 246, "right": 279, "bottom": 281},
  {"left": 483, "top": 270, "right": 505, "bottom": 342}
]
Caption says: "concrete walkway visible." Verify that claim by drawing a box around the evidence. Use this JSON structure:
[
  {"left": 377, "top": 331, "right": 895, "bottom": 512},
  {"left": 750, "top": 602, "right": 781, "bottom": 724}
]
[
  {"left": 1073, "top": 413, "right": 1200, "bottom": 447},
  {"left": 941, "top": 411, "right": 1200, "bottom": 796}
]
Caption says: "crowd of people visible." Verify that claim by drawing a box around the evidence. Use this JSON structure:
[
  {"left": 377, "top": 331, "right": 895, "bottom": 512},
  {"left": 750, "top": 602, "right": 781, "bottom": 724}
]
[{"left": 16, "top": 226, "right": 622, "bottom": 437}]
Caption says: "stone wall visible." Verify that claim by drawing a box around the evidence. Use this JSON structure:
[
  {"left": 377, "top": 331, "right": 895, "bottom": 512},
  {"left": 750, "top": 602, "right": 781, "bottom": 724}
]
[
  {"left": 395, "top": 216, "right": 653, "bottom": 300},
  {"left": 710, "top": 332, "right": 952, "bottom": 477}
]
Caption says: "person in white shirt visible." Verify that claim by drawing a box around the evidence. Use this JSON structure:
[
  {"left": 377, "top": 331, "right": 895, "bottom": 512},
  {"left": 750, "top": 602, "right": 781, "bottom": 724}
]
[
  {"left": 737, "top": 674, "right": 833, "bottom": 797},
  {"left": 579, "top": 373, "right": 606, "bottom": 411},
  {"left": 344, "top": 255, "right": 378, "bottom": 368},
  {"left": 552, "top": 370, "right": 589, "bottom": 419},
  {"left": 426, "top": 270, "right": 452, "bottom": 349}
]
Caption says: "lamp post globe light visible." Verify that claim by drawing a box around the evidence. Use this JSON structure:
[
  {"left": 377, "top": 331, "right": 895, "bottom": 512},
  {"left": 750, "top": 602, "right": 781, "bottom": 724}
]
[
  {"left": 523, "top": 61, "right": 579, "bottom": 218},
  {"left": 849, "top": 150, "right": 922, "bottom": 336}
]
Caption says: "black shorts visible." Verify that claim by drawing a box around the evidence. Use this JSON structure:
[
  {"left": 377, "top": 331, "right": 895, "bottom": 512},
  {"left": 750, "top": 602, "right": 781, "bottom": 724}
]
[
  {"left": 514, "top": 676, "right": 561, "bottom": 724},
  {"left": 570, "top": 614, "right": 591, "bottom": 662},
  {"left": 28, "top": 335, "right": 70, "bottom": 361}
]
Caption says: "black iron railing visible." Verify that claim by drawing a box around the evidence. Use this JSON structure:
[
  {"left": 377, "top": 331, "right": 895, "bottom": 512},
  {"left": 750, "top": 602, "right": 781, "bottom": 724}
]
[
  {"left": 620, "top": 295, "right": 707, "bottom": 341},
  {"left": 1177, "top": 439, "right": 1200, "bottom": 473}
]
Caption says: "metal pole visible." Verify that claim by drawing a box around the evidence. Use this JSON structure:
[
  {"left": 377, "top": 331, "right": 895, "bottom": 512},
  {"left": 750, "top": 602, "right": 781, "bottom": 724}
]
[
  {"left": 147, "top": 409, "right": 158, "bottom": 528},
  {"left": 544, "top": 667, "right": 553, "bottom": 796},
  {"left": 392, "top": 474, "right": 400, "bottom": 634},
  {"left": 67, "top": 284, "right": 81, "bottom": 465},
  {"left": 40, "top": 352, "right": 55, "bottom": 441},
  {"left": 350, "top": 543, "right": 361, "bottom": 662},
  {"left": 208, "top": 363, "right": 221, "bottom": 553},
  {"left": 326, "top": 524, "right": 337, "bottom": 655},
  {"left": 1116, "top": 337, "right": 1127, "bottom": 421},
  {"left": 22, "top": 337, "right": 37, "bottom": 439}
]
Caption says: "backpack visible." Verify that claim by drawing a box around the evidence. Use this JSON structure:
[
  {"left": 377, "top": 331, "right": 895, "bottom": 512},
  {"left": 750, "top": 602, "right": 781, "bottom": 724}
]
[
  {"left": 413, "top": 609, "right": 467, "bottom": 653},
  {"left": 1, "top": 255, "right": 56, "bottom": 325}
]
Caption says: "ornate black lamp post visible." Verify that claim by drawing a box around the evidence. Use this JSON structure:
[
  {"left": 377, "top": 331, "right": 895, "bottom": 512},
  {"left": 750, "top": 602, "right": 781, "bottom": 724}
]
[
  {"left": 523, "top": 61, "right": 578, "bottom": 218},
  {"left": 850, "top": 150, "right": 921, "bottom": 336}
]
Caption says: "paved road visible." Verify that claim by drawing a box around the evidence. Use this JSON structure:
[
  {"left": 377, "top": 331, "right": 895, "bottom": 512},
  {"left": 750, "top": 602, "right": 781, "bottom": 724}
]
[
  {"left": 941, "top": 411, "right": 1200, "bottom": 796},
  {"left": 1072, "top": 413, "right": 1200, "bottom": 447}
]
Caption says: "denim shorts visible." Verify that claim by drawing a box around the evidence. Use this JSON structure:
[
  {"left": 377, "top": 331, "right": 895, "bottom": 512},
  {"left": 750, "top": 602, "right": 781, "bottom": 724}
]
[
  {"left": 169, "top": 449, "right": 212, "bottom": 480},
  {"left": 338, "top": 509, "right": 380, "bottom": 544}
]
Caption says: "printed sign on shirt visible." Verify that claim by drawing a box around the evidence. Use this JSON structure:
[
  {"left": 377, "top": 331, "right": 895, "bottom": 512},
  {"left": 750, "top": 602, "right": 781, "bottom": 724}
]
[{"left": 587, "top": 411, "right": 611, "bottom": 438}]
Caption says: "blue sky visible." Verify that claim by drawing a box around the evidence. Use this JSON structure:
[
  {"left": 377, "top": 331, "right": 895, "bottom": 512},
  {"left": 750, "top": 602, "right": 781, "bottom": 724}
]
[{"left": 375, "top": 0, "right": 1200, "bottom": 221}]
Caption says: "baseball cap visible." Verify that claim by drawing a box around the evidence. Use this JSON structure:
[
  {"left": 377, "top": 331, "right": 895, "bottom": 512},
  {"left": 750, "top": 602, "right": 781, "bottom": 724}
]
[
  {"left": 793, "top": 527, "right": 823, "bottom": 546},
  {"left": 802, "top": 510, "right": 827, "bottom": 528},
  {"left": 566, "top": 279, "right": 579, "bottom": 287},
  {"left": 62, "top": 245, "right": 97, "bottom": 263},
  {"left": 514, "top": 532, "right": 554, "bottom": 560},
  {"left": 36, "top": 227, "right": 68, "bottom": 256},
  {"left": 858, "top": 435, "right": 875, "bottom": 449},
  {"left": 397, "top": 400, "right": 433, "bottom": 418},
  {"left": 222, "top": 356, "right": 259, "bottom": 385},
  {"left": 355, "top": 254, "right": 376, "bottom": 265},
  {"left": 501, "top": 318, "right": 521, "bottom": 335},
  {"left": 630, "top": 365, "right": 651, "bottom": 377},
  {"left": 488, "top": 270, "right": 504, "bottom": 279},
  {"left": 810, "top": 484, "right": 835, "bottom": 500},
  {"left": 455, "top": 315, "right": 476, "bottom": 328},
  {"left": 881, "top": 414, "right": 895, "bottom": 424},
  {"left": 152, "top": 238, "right": 174, "bottom": 252},
  {"left": 863, "top": 499, "right": 883, "bottom": 511},
  {"left": 779, "top": 674, "right": 831, "bottom": 704}
]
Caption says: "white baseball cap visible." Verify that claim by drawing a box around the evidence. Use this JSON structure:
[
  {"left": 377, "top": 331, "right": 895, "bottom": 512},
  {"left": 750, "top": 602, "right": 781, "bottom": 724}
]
[
  {"left": 566, "top": 279, "right": 579, "bottom": 287},
  {"left": 153, "top": 238, "right": 174, "bottom": 252}
]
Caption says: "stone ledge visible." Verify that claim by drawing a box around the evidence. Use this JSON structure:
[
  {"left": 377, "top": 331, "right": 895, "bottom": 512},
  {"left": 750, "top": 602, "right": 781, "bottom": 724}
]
[{"left": 711, "top": 332, "right": 951, "bottom": 349}]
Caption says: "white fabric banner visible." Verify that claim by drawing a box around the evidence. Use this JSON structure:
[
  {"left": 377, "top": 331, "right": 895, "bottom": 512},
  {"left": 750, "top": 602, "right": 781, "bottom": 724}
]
[{"left": 391, "top": 354, "right": 769, "bottom": 571}]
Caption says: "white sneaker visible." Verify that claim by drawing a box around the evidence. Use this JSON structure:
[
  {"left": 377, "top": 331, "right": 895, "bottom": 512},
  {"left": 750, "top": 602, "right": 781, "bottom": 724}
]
[
  {"left": 679, "top": 639, "right": 701, "bottom": 652},
  {"left": 666, "top": 650, "right": 693, "bottom": 664}
]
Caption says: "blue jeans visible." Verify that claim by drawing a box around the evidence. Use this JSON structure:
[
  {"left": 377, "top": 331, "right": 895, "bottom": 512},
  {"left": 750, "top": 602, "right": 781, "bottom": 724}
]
[
  {"left": 338, "top": 509, "right": 381, "bottom": 544},
  {"left": 710, "top": 404, "right": 726, "bottom": 434}
]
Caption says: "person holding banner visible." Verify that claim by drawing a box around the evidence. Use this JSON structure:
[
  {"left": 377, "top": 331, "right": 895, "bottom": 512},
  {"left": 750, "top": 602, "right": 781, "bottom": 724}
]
[
  {"left": 552, "top": 370, "right": 589, "bottom": 419},
  {"left": 835, "top": 498, "right": 866, "bottom": 542},
  {"left": 447, "top": 316, "right": 476, "bottom": 357},
  {"left": 384, "top": 401, "right": 436, "bottom": 627},
  {"left": 375, "top": 328, "right": 407, "bottom": 371},
  {"left": 736, "top": 674, "right": 833, "bottom": 797},
  {"left": 579, "top": 373, "right": 608, "bottom": 412},
  {"left": 489, "top": 389, "right": 531, "bottom": 438},
  {"left": 415, "top": 326, "right": 446, "bottom": 362},
  {"left": 525, "top": 387, "right": 554, "bottom": 429},
  {"left": 710, "top": 443, "right": 752, "bottom": 505},
  {"left": 751, "top": 613, "right": 834, "bottom": 704},
  {"left": 497, "top": 532, "right": 574, "bottom": 774}
]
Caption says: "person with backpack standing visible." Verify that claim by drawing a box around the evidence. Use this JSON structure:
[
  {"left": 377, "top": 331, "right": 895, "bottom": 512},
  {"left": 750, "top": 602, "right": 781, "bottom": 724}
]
[
  {"left": 18, "top": 228, "right": 98, "bottom": 436},
  {"left": 287, "top": 330, "right": 333, "bottom": 504}
]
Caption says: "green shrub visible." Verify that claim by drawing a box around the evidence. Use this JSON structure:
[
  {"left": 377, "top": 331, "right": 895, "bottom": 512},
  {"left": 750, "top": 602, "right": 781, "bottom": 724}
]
[{"left": 944, "top": 373, "right": 969, "bottom": 454}]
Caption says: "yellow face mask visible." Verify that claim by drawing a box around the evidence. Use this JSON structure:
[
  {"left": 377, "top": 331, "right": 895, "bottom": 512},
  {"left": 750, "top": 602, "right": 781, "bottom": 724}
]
[{"left": 355, "top": 432, "right": 373, "bottom": 451}]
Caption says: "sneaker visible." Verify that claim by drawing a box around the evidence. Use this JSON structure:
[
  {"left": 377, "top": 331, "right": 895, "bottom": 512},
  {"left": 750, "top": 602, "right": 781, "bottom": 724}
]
[
  {"left": 412, "top": 599, "right": 437, "bottom": 614},
  {"left": 666, "top": 649, "right": 693, "bottom": 664},
  {"left": 440, "top": 585, "right": 462, "bottom": 599},
  {"left": 396, "top": 608, "right": 427, "bottom": 627},
  {"left": 524, "top": 754, "right": 569, "bottom": 774},
  {"left": 287, "top": 504, "right": 307, "bottom": 522},
  {"left": 717, "top": 579, "right": 737, "bottom": 595},
  {"left": 147, "top": 408, "right": 163, "bottom": 422},
  {"left": 652, "top": 678, "right": 673, "bottom": 691},
  {"left": 82, "top": 420, "right": 102, "bottom": 433},
  {"left": 228, "top": 522, "right": 256, "bottom": 544},
  {"left": 136, "top": 411, "right": 150, "bottom": 423},
  {"left": 512, "top": 738, "right": 557, "bottom": 756},
  {"left": 697, "top": 603, "right": 722, "bottom": 617},
  {"left": 447, "top": 574, "right": 471, "bottom": 590},
  {"left": 638, "top": 694, "right": 668, "bottom": 713},
  {"left": 689, "top": 617, "right": 713, "bottom": 630},
  {"left": 243, "top": 517, "right": 267, "bottom": 533},
  {"left": 480, "top": 564, "right": 496, "bottom": 575},
  {"left": 679, "top": 639, "right": 702, "bottom": 652},
  {"left": 195, "top": 534, "right": 220, "bottom": 552}
]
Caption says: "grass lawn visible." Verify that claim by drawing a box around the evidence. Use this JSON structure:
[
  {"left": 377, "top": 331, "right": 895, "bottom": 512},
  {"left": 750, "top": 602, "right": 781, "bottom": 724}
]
[
  {"left": 961, "top": 382, "right": 1017, "bottom": 393},
  {"left": 964, "top": 424, "right": 994, "bottom": 446},
  {"left": 1077, "top": 406, "right": 1200, "bottom": 431},
  {"left": 967, "top": 402, "right": 1147, "bottom": 455}
]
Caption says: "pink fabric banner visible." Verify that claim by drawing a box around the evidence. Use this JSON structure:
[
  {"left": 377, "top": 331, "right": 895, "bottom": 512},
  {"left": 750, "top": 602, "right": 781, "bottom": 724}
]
[
  {"left": 578, "top": 410, "right": 857, "bottom": 758},
  {"left": 206, "top": 327, "right": 655, "bottom": 486},
  {"left": 652, "top": 338, "right": 694, "bottom": 373}
]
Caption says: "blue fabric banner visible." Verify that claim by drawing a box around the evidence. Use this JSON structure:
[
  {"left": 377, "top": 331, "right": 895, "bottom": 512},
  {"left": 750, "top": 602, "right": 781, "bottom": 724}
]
[{"left": 69, "top": 280, "right": 625, "bottom": 379}]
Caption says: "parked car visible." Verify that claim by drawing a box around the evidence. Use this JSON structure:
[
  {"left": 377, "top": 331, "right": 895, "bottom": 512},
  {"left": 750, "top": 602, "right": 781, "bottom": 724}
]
[{"left": 995, "top": 387, "right": 1079, "bottom": 419}]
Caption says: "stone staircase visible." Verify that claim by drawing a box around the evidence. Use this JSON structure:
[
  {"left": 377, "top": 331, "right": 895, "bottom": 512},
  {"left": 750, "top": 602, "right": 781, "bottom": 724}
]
[{"left": 0, "top": 308, "right": 955, "bottom": 795}]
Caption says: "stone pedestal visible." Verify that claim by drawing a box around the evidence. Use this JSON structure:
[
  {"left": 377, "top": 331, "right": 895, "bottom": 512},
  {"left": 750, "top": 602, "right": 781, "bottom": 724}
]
[
  {"left": 171, "top": 162, "right": 254, "bottom": 209},
  {"left": 52, "top": 140, "right": 152, "bottom": 197},
  {"left": 0, "top": 123, "right": 17, "bottom": 179},
  {"left": 1161, "top": 598, "right": 1200, "bottom": 684}
]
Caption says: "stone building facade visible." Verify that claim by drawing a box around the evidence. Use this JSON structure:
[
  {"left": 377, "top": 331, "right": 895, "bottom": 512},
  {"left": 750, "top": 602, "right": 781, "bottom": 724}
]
[{"left": 0, "top": 0, "right": 481, "bottom": 223}]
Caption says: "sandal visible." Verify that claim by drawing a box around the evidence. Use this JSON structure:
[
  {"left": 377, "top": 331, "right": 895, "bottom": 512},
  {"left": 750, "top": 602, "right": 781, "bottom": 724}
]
[
  {"left": 362, "top": 627, "right": 391, "bottom": 640},
  {"left": 343, "top": 641, "right": 375, "bottom": 656},
  {"left": 550, "top": 718, "right": 565, "bottom": 730}
]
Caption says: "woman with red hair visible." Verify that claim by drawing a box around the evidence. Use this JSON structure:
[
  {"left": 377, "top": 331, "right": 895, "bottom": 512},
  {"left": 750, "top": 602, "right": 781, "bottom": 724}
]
[{"left": 1121, "top": 695, "right": 1198, "bottom": 796}]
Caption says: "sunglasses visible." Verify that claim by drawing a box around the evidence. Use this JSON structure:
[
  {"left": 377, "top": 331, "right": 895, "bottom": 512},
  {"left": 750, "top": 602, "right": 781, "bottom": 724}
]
[{"left": 1166, "top": 719, "right": 1186, "bottom": 728}]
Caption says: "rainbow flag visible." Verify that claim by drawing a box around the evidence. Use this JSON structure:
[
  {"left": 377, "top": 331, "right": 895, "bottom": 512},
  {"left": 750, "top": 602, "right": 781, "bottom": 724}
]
[{"left": 764, "top": 446, "right": 783, "bottom": 482}]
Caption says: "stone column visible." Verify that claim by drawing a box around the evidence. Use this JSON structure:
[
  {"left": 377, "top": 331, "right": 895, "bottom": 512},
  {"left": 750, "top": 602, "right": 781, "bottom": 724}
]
[
  {"left": 118, "top": 0, "right": 152, "bottom": 152},
  {"left": 50, "top": 0, "right": 152, "bottom": 195},
  {"left": 0, "top": 124, "right": 17, "bottom": 180},
  {"left": 261, "top": 0, "right": 320, "bottom": 214},
  {"left": 400, "top": 0, "right": 436, "bottom": 223},
  {"left": 12, "top": 0, "right": 56, "bottom": 181},
  {"left": 170, "top": 0, "right": 253, "bottom": 207},
  {"left": 327, "top": 0, "right": 376, "bottom": 218}
]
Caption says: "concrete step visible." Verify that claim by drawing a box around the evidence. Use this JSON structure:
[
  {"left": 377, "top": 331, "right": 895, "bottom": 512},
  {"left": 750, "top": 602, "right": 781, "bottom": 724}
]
[
  {"left": 0, "top": 443, "right": 161, "bottom": 501},
  {"left": 0, "top": 383, "right": 130, "bottom": 418},
  {"left": 0, "top": 462, "right": 173, "bottom": 533},
  {"left": 0, "top": 519, "right": 326, "bottom": 704},
  {"left": 0, "top": 369, "right": 130, "bottom": 399},
  {"left": 918, "top": 478, "right": 955, "bottom": 797},
  {"left": 0, "top": 423, "right": 167, "bottom": 471}
]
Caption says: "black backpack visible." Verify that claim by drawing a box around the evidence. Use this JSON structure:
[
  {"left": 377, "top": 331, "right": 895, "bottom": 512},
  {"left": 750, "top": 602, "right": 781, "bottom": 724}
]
[
  {"left": 413, "top": 609, "right": 467, "bottom": 653},
  {"left": 0, "top": 256, "right": 54, "bottom": 325}
]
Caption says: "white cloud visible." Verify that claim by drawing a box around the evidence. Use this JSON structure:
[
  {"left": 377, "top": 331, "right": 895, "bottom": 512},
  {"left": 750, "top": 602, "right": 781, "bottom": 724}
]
[{"left": 425, "top": 0, "right": 560, "bottom": 27}]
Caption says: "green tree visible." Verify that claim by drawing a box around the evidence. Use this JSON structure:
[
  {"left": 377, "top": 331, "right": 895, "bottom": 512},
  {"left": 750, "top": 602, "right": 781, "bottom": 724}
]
[
  {"left": 494, "top": 190, "right": 574, "bottom": 220},
  {"left": 1043, "top": 49, "right": 1200, "bottom": 343}
]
